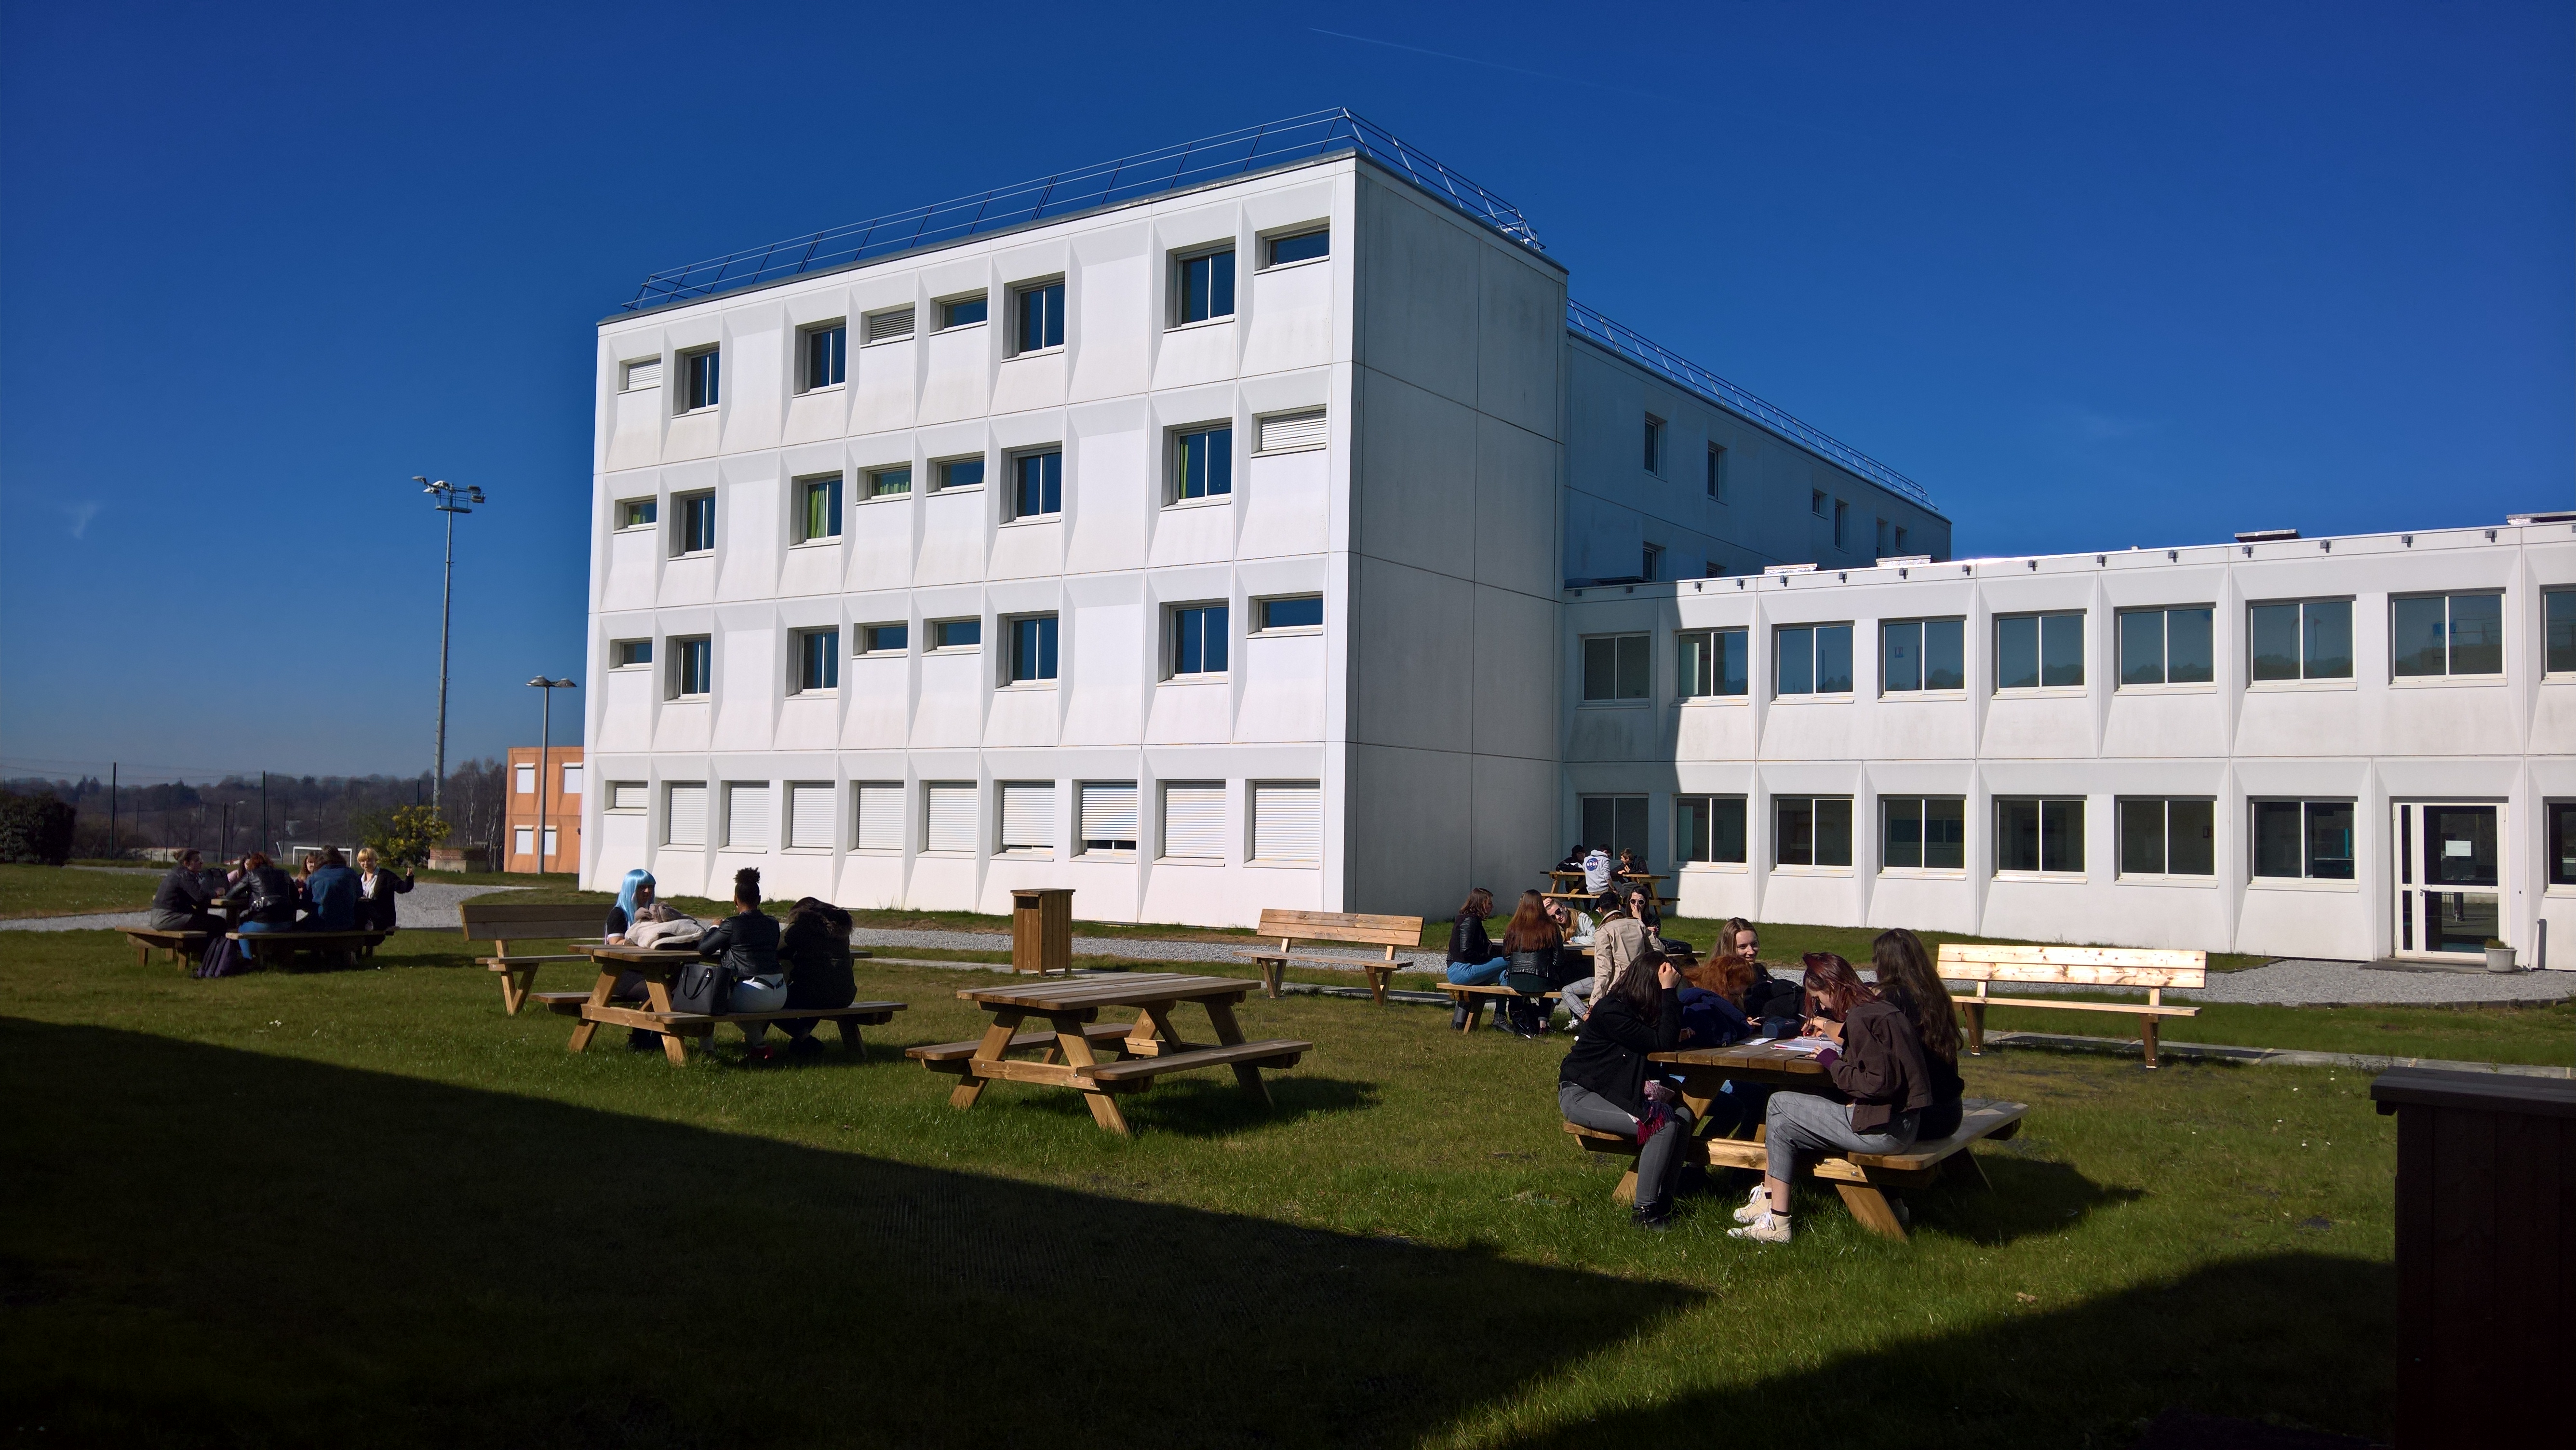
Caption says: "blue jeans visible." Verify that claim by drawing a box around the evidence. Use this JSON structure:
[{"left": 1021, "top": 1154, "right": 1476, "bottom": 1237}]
[
  {"left": 1446, "top": 955, "right": 1508, "bottom": 986},
  {"left": 236, "top": 919, "right": 293, "bottom": 934}
]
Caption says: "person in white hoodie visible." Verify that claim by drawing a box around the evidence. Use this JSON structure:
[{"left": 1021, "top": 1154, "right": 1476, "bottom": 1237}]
[{"left": 1580, "top": 846, "right": 1614, "bottom": 896}]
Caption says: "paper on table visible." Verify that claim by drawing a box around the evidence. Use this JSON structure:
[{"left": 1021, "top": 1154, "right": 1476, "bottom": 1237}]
[{"left": 1770, "top": 1035, "right": 1834, "bottom": 1055}]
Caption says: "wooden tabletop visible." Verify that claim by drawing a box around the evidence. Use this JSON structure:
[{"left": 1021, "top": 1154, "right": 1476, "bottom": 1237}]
[
  {"left": 1652, "top": 1038, "right": 1833, "bottom": 1077},
  {"left": 579, "top": 943, "right": 704, "bottom": 970},
  {"left": 957, "top": 972, "right": 1251, "bottom": 1013}
]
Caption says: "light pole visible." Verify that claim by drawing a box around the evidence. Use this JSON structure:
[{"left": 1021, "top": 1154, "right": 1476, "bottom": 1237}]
[
  {"left": 526, "top": 676, "right": 577, "bottom": 875},
  {"left": 418, "top": 477, "right": 485, "bottom": 809}
]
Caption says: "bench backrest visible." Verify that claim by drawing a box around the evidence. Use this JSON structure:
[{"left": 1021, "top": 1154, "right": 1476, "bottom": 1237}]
[
  {"left": 1254, "top": 909, "right": 1422, "bottom": 949},
  {"left": 1936, "top": 942, "right": 2205, "bottom": 991},
  {"left": 459, "top": 900, "right": 604, "bottom": 941}
]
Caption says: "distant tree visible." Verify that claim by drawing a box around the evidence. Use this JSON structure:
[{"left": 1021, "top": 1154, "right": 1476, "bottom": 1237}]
[
  {"left": 356, "top": 804, "right": 449, "bottom": 872},
  {"left": 0, "top": 792, "right": 77, "bottom": 865}
]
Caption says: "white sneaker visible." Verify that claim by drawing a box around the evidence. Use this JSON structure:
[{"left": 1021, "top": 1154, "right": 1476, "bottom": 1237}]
[
  {"left": 1731, "top": 1184, "right": 1771, "bottom": 1225},
  {"left": 1728, "top": 1211, "right": 1793, "bottom": 1244}
]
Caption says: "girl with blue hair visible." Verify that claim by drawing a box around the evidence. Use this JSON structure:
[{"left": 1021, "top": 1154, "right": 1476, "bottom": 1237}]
[{"left": 604, "top": 869, "right": 656, "bottom": 943}]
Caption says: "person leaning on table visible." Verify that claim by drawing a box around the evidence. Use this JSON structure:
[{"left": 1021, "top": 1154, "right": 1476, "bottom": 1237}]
[
  {"left": 146, "top": 848, "right": 223, "bottom": 935},
  {"left": 300, "top": 847, "right": 360, "bottom": 932},
  {"left": 223, "top": 853, "right": 301, "bottom": 937},
  {"left": 696, "top": 867, "right": 788, "bottom": 1064},
  {"left": 1557, "top": 949, "right": 1693, "bottom": 1230},
  {"left": 1729, "top": 952, "right": 1935, "bottom": 1246},
  {"left": 1867, "top": 927, "right": 1966, "bottom": 1139},
  {"left": 775, "top": 897, "right": 859, "bottom": 1057}
]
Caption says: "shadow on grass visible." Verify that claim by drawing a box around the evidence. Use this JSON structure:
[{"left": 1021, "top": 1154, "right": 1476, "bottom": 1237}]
[
  {"left": 0, "top": 1018, "right": 1683, "bottom": 1450},
  {"left": 992, "top": 1071, "right": 1382, "bottom": 1137},
  {"left": 1500, "top": 1251, "right": 2394, "bottom": 1449}
]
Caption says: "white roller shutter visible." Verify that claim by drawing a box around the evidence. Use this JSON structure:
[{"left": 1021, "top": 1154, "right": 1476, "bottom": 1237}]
[
  {"left": 623, "top": 358, "right": 663, "bottom": 390},
  {"left": 1080, "top": 782, "right": 1139, "bottom": 850},
  {"left": 853, "top": 783, "right": 902, "bottom": 851},
  {"left": 1257, "top": 410, "right": 1328, "bottom": 453},
  {"left": 924, "top": 783, "right": 975, "bottom": 853},
  {"left": 610, "top": 781, "right": 647, "bottom": 812},
  {"left": 514, "top": 765, "right": 536, "bottom": 793},
  {"left": 724, "top": 782, "right": 772, "bottom": 849},
  {"left": 1252, "top": 782, "right": 1322, "bottom": 863},
  {"left": 513, "top": 826, "right": 534, "bottom": 856},
  {"left": 562, "top": 764, "right": 583, "bottom": 795},
  {"left": 865, "top": 307, "right": 915, "bottom": 343},
  {"left": 665, "top": 783, "right": 707, "bottom": 846},
  {"left": 998, "top": 782, "right": 1054, "bottom": 851},
  {"left": 788, "top": 783, "right": 835, "bottom": 850},
  {"left": 1159, "top": 782, "right": 1224, "bottom": 859}
]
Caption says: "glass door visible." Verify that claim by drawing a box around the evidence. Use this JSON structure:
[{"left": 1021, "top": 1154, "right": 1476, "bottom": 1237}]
[{"left": 2391, "top": 803, "right": 2503, "bottom": 960}]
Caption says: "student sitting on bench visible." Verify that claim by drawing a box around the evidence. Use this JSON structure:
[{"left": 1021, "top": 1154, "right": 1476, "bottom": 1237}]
[
  {"left": 1557, "top": 950, "right": 1691, "bottom": 1230},
  {"left": 146, "top": 849, "right": 222, "bottom": 935},
  {"left": 1444, "top": 888, "right": 1509, "bottom": 1029},
  {"left": 1868, "top": 927, "right": 1966, "bottom": 1138},
  {"left": 1730, "top": 953, "right": 1935, "bottom": 1246}
]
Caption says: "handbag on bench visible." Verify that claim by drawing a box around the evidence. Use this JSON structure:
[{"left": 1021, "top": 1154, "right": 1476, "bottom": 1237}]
[{"left": 671, "top": 962, "right": 738, "bottom": 1016}]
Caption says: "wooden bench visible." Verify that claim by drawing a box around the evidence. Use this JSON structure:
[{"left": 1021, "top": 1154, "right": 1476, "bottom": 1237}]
[
  {"left": 540, "top": 993, "right": 907, "bottom": 1063},
  {"left": 1074, "top": 1039, "right": 1309, "bottom": 1091},
  {"left": 1237, "top": 909, "right": 1423, "bottom": 1004},
  {"left": 227, "top": 929, "right": 388, "bottom": 970},
  {"left": 1564, "top": 1097, "right": 2029, "bottom": 1239},
  {"left": 460, "top": 901, "right": 608, "bottom": 1014},
  {"left": 123, "top": 928, "right": 208, "bottom": 968},
  {"left": 1437, "top": 980, "right": 1561, "bottom": 1033},
  {"left": 909, "top": 1020, "right": 1139, "bottom": 1072},
  {"left": 1938, "top": 943, "right": 2204, "bottom": 1069}
]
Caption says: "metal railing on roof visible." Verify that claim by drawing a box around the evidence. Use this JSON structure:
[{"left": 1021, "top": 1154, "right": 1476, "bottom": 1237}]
[
  {"left": 1566, "top": 299, "right": 1939, "bottom": 512},
  {"left": 622, "top": 107, "right": 1542, "bottom": 313}
]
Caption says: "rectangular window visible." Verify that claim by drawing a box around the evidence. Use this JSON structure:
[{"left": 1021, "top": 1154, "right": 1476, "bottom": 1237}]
[
  {"left": 1580, "top": 795, "right": 1651, "bottom": 867},
  {"left": 1171, "top": 425, "right": 1233, "bottom": 501},
  {"left": 1263, "top": 228, "right": 1328, "bottom": 266},
  {"left": 1174, "top": 246, "right": 1236, "bottom": 324},
  {"left": 1159, "top": 781, "right": 1224, "bottom": 859},
  {"left": 787, "top": 782, "right": 835, "bottom": 850},
  {"left": 2252, "top": 800, "right": 2355, "bottom": 880},
  {"left": 859, "top": 623, "right": 908, "bottom": 655},
  {"left": 1875, "top": 519, "right": 1891, "bottom": 556},
  {"left": 1012, "top": 279, "right": 1065, "bottom": 353},
  {"left": 866, "top": 465, "right": 912, "bottom": 499},
  {"left": 934, "top": 456, "right": 984, "bottom": 493},
  {"left": 794, "top": 629, "right": 838, "bottom": 692},
  {"left": 1774, "top": 796, "right": 1854, "bottom": 868},
  {"left": 1880, "top": 618, "right": 1965, "bottom": 694},
  {"left": 1581, "top": 634, "right": 1651, "bottom": 702},
  {"left": 1079, "top": 782, "right": 1139, "bottom": 853},
  {"left": 541, "top": 826, "right": 558, "bottom": 859},
  {"left": 796, "top": 475, "right": 843, "bottom": 542},
  {"left": 1251, "top": 782, "right": 1321, "bottom": 863},
  {"left": 1832, "top": 499, "right": 1848, "bottom": 549},
  {"left": 2248, "top": 599, "right": 2353, "bottom": 683},
  {"left": 2547, "top": 590, "right": 2576, "bottom": 674},
  {"left": 1996, "top": 798, "right": 2085, "bottom": 875},
  {"left": 622, "top": 357, "right": 663, "bottom": 391},
  {"left": 2119, "top": 798, "right": 2215, "bottom": 877},
  {"left": 1995, "top": 612, "right": 2085, "bottom": 691},
  {"left": 864, "top": 306, "right": 915, "bottom": 344},
  {"left": 617, "top": 498, "right": 657, "bottom": 529},
  {"left": 1641, "top": 543, "right": 1663, "bottom": 581},
  {"left": 1705, "top": 444, "right": 1728, "bottom": 501},
  {"left": 800, "top": 322, "right": 845, "bottom": 389},
  {"left": 722, "top": 781, "right": 772, "bottom": 849},
  {"left": 672, "top": 491, "right": 715, "bottom": 555},
  {"left": 2391, "top": 592, "right": 2505, "bottom": 679},
  {"left": 668, "top": 637, "right": 711, "bottom": 698},
  {"left": 665, "top": 782, "right": 707, "bottom": 846},
  {"left": 514, "top": 764, "right": 536, "bottom": 793},
  {"left": 1255, "top": 410, "right": 1327, "bottom": 453},
  {"left": 514, "top": 825, "right": 534, "bottom": 857},
  {"left": 1775, "top": 623, "right": 1855, "bottom": 697},
  {"left": 852, "top": 782, "right": 903, "bottom": 852},
  {"left": 931, "top": 618, "right": 980, "bottom": 651},
  {"left": 680, "top": 348, "right": 719, "bottom": 411},
  {"left": 923, "top": 782, "right": 975, "bottom": 853},
  {"left": 1170, "top": 604, "right": 1227, "bottom": 677},
  {"left": 1881, "top": 797, "right": 1967, "bottom": 871},
  {"left": 1677, "top": 628, "right": 1749, "bottom": 698},
  {"left": 609, "top": 781, "right": 647, "bottom": 812},
  {"left": 1008, "top": 449, "right": 1062, "bottom": 520},
  {"left": 1895, "top": 526, "right": 1909, "bottom": 552},
  {"left": 613, "top": 639, "right": 652, "bottom": 669},
  {"left": 2117, "top": 606, "right": 2215, "bottom": 687},
  {"left": 939, "top": 294, "right": 987, "bottom": 329},
  {"left": 1007, "top": 615, "right": 1059, "bottom": 683},
  {"left": 1643, "top": 416, "right": 1665, "bottom": 473},
  {"left": 562, "top": 764, "right": 582, "bottom": 795},
  {"left": 1256, "top": 595, "right": 1322, "bottom": 632},
  {"left": 1674, "top": 795, "right": 1748, "bottom": 865},
  {"left": 1811, "top": 489, "right": 1828, "bottom": 517},
  {"left": 998, "top": 781, "right": 1054, "bottom": 853},
  {"left": 2548, "top": 799, "right": 2576, "bottom": 886}
]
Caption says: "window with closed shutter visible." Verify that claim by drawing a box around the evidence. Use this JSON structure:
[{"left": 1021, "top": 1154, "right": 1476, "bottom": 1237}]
[
  {"left": 724, "top": 782, "right": 773, "bottom": 849},
  {"left": 788, "top": 783, "right": 835, "bottom": 850},
  {"left": 1251, "top": 782, "right": 1321, "bottom": 863},
  {"left": 924, "top": 783, "right": 975, "bottom": 853},
  {"left": 1159, "top": 782, "right": 1223, "bottom": 859},
  {"left": 1257, "top": 410, "right": 1327, "bottom": 453},
  {"left": 514, "top": 765, "right": 535, "bottom": 793},
  {"left": 666, "top": 783, "right": 707, "bottom": 846},
  {"left": 1080, "top": 783, "right": 1139, "bottom": 852},
  {"left": 865, "top": 307, "right": 915, "bottom": 343},
  {"left": 998, "top": 782, "right": 1054, "bottom": 852},
  {"left": 853, "top": 783, "right": 902, "bottom": 851},
  {"left": 623, "top": 358, "right": 663, "bottom": 391},
  {"left": 562, "top": 764, "right": 583, "bottom": 794},
  {"left": 513, "top": 826, "right": 534, "bottom": 856},
  {"left": 610, "top": 781, "right": 647, "bottom": 812}
]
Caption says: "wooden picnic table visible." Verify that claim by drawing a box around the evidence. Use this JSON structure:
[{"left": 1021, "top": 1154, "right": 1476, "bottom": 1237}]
[
  {"left": 552, "top": 943, "right": 904, "bottom": 1066},
  {"left": 920, "top": 972, "right": 1311, "bottom": 1135}
]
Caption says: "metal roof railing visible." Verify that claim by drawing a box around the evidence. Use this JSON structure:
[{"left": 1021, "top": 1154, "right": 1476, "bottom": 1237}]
[
  {"left": 622, "top": 107, "right": 1542, "bottom": 313},
  {"left": 1566, "top": 299, "right": 1939, "bottom": 513}
]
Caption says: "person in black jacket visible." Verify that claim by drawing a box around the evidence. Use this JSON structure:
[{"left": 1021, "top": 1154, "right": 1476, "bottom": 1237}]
[
  {"left": 776, "top": 897, "right": 858, "bottom": 1056},
  {"left": 222, "top": 853, "right": 302, "bottom": 938},
  {"left": 1443, "top": 887, "right": 1508, "bottom": 1029},
  {"left": 696, "top": 867, "right": 787, "bottom": 1062},
  {"left": 350, "top": 848, "right": 414, "bottom": 932},
  {"left": 1868, "top": 928, "right": 1965, "bottom": 1139},
  {"left": 146, "top": 849, "right": 221, "bottom": 934},
  {"left": 1557, "top": 949, "right": 1693, "bottom": 1229}
]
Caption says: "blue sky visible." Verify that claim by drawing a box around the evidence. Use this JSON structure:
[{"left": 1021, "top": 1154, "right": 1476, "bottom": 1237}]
[{"left": 2, "top": 0, "right": 2567, "bottom": 779}]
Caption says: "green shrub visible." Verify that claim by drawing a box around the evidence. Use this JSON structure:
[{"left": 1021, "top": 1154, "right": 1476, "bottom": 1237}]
[{"left": 0, "top": 792, "right": 77, "bottom": 866}]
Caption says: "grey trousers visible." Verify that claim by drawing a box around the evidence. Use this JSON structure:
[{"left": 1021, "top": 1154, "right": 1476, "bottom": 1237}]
[
  {"left": 1560, "top": 976, "right": 1597, "bottom": 1021},
  {"left": 1764, "top": 1088, "right": 1918, "bottom": 1183},
  {"left": 1560, "top": 1082, "right": 1697, "bottom": 1216}
]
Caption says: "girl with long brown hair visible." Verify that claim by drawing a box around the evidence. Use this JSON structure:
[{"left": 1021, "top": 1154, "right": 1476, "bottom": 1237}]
[
  {"left": 1869, "top": 928, "right": 1965, "bottom": 1138},
  {"left": 1728, "top": 952, "right": 1936, "bottom": 1245},
  {"left": 1443, "top": 887, "right": 1510, "bottom": 1030}
]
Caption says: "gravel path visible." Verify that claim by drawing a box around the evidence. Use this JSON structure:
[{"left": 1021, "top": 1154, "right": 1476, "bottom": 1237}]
[{"left": 0, "top": 881, "right": 526, "bottom": 933}]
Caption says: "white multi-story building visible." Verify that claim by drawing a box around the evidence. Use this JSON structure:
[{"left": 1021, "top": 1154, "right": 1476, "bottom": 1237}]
[{"left": 581, "top": 108, "right": 2572, "bottom": 967}]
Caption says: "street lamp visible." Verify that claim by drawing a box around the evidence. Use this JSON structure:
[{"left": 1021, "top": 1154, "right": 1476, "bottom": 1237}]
[
  {"left": 418, "top": 477, "right": 485, "bottom": 809},
  {"left": 526, "top": 676, "right": 577, "bottom": 875}
]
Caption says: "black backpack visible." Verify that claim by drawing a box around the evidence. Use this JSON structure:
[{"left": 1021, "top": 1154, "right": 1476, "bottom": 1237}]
[{"left": 671, "top": 962, "right": 737, "bottom": 1016}]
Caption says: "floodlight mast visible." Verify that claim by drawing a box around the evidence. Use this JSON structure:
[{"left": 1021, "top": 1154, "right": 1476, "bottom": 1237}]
[{"left": 419, "top": 477, "right": 483, "bottom": 810}]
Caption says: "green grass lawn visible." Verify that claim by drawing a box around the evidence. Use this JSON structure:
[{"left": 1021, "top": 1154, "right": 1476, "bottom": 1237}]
[
  {"left": 0, "top": 863, "right": 159, "bottom": 918},
  {"left": 0, "top": 925, "right": 2440, "bottom": 1448}
]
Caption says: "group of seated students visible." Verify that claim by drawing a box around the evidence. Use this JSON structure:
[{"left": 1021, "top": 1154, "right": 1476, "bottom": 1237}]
[
  {"left": 600, "top": 866, "right": 860, "bottom": 1064},
  {"left": 148, "top": 846, "right": 415, "bottom": 939},
  {"left": 1555, "top": 916, "right": 1966, "bottom": 1239}
]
